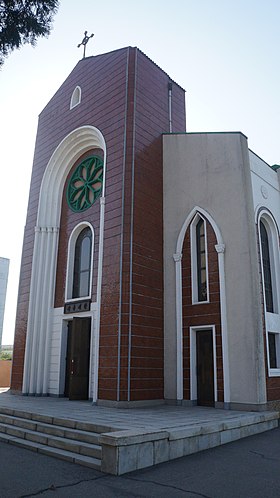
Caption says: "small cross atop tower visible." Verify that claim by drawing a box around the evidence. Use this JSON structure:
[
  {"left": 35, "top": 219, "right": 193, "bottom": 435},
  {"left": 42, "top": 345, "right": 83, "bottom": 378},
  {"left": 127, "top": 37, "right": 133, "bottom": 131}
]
[{"left": 77, "top": 31, "right": 94, "bottom": 58}]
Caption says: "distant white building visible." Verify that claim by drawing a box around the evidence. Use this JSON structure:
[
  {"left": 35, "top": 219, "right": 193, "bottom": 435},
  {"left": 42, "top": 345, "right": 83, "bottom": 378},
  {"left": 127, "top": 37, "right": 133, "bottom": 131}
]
[{"left": 0, "top": 258, "right": 9, "bottom": 348}]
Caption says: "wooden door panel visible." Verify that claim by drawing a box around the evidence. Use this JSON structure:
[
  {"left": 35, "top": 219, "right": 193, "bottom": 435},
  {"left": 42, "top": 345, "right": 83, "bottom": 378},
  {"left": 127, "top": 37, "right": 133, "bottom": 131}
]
[
  {"left": 68, "top": 317, "right": 91, "bottom": 400},
  {"left": 196, "top": 330, "right": 214, "bottom": 407},
  {"left": 64, "top": 321, "right": 72, "bottom": 397}
]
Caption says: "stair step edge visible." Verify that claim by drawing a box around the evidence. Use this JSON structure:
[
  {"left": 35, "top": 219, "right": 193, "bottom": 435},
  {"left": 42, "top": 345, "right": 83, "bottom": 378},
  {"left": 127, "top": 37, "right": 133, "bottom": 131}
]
[
  {"left": 0, "top": 409, "right": 112, "bottom": 434},
  {"left": 41, "top": 446, "right": 101, "bottom": 469},
  {"left": 0, "top": 432, "right": 101, "bottom": 469},
  {"left": 0, "top": 416, "right": 101, "bottom": 443},
  {"left": 0, "top": 423, "right": 102, "bottom": 455}
]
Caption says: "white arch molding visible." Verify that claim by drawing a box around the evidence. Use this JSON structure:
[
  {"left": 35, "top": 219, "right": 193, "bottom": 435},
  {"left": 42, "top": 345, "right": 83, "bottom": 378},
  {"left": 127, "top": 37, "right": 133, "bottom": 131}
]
[
  {"left": 256, "top": 207, "right": 280, "bottom": 376},
  {"left": 23, "top": 126, "right": 107, "bottom": 398},
  {"left": 173, "top": 206, "right": 230, "bottom": 406}
]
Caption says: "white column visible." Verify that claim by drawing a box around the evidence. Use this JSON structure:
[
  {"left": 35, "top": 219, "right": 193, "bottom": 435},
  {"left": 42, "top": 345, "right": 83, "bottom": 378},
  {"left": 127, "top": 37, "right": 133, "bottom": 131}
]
[
  {"left": 173, "top": 252, "right": 183, "bottom": 401},
  {"left": 35, "top": 227, "right": 49, "bottom": 393},
  {"left": 43, "top": 227, "right": 59, "bottom": 394},
  {"left": 22, "top": 227, "right": 40, "bottom": 393},
  {"left": 22, "top": 226, "right": 59, "bottom": 395},
  {"left": 92, "top": 196, "right": 105, "bottom": 403},
  {"left": 215, "top": 243, "right": 230, "bottom": 405},
  {"left": 28, "top": 227, "right": 46, "bottom": 393}
]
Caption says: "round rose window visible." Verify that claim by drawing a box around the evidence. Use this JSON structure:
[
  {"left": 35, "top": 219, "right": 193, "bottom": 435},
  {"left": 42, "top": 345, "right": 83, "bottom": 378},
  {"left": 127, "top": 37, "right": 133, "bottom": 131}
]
[{"left": 67, "top": 156, "right": 103, "bottom": 212}]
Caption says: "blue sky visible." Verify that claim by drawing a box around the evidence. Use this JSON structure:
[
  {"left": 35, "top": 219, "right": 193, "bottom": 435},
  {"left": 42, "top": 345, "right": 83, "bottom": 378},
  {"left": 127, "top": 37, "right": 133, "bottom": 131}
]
[{"left": 1, "top": 0, "right": 279, "bottom": 343}]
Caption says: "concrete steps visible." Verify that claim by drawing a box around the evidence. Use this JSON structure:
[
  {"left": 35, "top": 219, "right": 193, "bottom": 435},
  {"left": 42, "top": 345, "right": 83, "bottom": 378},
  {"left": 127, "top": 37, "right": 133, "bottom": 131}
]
[
  {"left": 0, "top": 407, "right": 103, "bottom": 470},
  {"left": 0, "top": 402, "right": 278, "bottom": 475}
]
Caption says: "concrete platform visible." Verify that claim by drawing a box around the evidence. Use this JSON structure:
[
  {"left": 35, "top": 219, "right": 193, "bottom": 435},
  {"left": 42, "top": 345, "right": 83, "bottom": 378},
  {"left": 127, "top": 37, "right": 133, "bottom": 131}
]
[{"left": 0, "top": 390, "right": 278, "bottom": 475}]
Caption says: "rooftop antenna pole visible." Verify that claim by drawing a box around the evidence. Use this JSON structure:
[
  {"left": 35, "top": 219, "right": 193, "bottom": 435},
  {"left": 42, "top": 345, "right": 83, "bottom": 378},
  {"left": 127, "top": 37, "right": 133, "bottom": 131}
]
[{"left": 77, "top": 31, "right": 94, "bottom": 58}]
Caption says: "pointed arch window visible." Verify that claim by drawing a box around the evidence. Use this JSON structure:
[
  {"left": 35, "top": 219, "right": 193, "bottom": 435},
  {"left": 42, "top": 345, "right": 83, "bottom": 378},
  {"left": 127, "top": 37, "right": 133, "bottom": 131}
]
[
  {"left": 196, "top": 218, "right": 207, "bottom": 301},
  {"left": 191, "top": 214, "right": 209, "bottom": 303}
]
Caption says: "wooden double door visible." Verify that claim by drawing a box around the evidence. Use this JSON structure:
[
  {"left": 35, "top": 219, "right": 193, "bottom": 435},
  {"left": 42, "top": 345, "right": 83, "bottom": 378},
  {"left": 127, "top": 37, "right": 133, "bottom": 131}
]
[
  {"left": 196, "top": 329, "right": 215, "bottom": 407},
  {"left": 64, "top": 317, "right": 91, "bottom": 400}
]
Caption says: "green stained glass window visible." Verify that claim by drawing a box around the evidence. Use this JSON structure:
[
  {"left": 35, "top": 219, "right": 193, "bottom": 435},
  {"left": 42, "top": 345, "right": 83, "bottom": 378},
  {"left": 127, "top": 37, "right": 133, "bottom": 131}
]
[{"left": 67, "top": 156, "right": 103, "bottom": 212}]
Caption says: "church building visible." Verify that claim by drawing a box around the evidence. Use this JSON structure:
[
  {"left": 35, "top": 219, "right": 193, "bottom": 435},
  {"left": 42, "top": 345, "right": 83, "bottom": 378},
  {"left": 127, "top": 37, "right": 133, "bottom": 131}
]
[{"left": 11, "top": 47, "right": 280, "bottom": 411}]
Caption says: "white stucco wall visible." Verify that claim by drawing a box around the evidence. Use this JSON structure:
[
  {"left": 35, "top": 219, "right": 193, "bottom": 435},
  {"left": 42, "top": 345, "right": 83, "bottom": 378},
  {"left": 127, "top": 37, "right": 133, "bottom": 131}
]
[
  {"left": 250, "top": 151, "right": 280, "bottom": 228},
  {"left": 163, "top": 132, "right": 266, "bottom": 406}
]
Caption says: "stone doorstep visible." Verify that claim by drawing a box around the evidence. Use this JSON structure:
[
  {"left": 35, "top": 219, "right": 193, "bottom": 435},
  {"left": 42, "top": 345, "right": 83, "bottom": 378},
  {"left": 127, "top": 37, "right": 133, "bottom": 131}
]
[
  {"left": 0, "top": 410, "right": 104, "bottom": 466},
  {"left": 0, "top": 405, "right": 279, "bottom": 475},
  {"left": 101, "top": 416, "right": 279, "bottom": 475},
  {"left": 100, "top": 428, "right": 169, "bottom": 447},
  {"left": 0, "top": 407, "right": 118, "bottom": 434},
  {"left": 0, "top": 432, "right": 101, "bottom": 470},
  {"left": 0, "top": 413, "right": 101, "bottom": 444},
  {"left": 0, "top": 421, "right": 102, "bottom": 458},
  {"left": 49, "top": 425, "right": 100, "bottom": 445},
  {"left": 169, "top": 413, "right": 280, "bottom": 440},
  {"left": 100, "top": 411, "right": 280, "bottom": 446},
  {"left": 0, "top": 407, "right": 30, "bottom": 418}
]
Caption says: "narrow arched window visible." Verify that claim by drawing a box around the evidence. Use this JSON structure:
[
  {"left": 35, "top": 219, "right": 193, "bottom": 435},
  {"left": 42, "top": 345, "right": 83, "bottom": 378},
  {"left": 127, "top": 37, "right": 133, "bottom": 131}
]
[
  {"left": 196, "top": 218, "right": 207, "bottom": 301},
  {"left": 70, "top": 86, "right": 81, "bottom": 109},
  {"left": 191, "top": 214, "right": 209, "bottom": 303},
  {"left": 72, "top": 227, "right": 92, "bottom": 298},
  {"left": 260, "top": 221, "right": 274, "bottom": 313}
]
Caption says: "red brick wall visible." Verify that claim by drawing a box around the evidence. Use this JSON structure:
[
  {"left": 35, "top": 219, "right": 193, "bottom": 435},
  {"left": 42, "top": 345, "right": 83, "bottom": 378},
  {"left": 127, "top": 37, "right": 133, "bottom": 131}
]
[
  {"left": 182, "top": 219, "right": 224, "bottom": 402},
  {"left": 98, "top": 48, "right": 186, "bottom": 401},
  {"left": 118, "top": 49, "right": 186, "bottom": 401}
]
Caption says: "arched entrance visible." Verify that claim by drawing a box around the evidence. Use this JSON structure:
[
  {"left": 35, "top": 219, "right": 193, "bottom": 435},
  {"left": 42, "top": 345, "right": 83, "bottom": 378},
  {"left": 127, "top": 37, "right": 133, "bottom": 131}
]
[
  {"left": 174, "top": 206, "right": 230, "bottom": 406},
  {"left": 22, "top": 126, "right": 106, "bottom": 400}
]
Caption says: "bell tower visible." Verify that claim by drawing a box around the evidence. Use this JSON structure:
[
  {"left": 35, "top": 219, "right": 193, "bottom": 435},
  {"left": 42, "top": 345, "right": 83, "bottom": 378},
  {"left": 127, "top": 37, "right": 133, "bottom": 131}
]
[{"left": 11, "top": 46, "right": 186, "bottom": 404}]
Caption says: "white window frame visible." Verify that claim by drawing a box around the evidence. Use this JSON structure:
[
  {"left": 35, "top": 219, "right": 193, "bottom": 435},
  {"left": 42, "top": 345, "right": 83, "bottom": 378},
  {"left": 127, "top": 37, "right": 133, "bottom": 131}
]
[
  {"left": 190, "top": 214, "right": 209, "bottom": 304},
  {"left": 70, "top": 86, "right": 82, "bottom": 110},
  {"left": 189, "top": 325, "right": 217, "bottom": 403},
  {"left": 267, "top": 331, "right": 280, "bottom": 372},
  {"left": 258, "top": 211, "right": 280, "bottom": 376},
  {"left": 65, "top": 222, "right": 94, "bottom": 302}
]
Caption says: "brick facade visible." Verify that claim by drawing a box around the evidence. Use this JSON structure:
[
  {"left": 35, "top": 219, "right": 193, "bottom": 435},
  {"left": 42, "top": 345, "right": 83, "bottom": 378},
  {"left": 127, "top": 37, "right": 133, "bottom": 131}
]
[{"left": 98, "top": 49, "right": 186, "bottom": 401}]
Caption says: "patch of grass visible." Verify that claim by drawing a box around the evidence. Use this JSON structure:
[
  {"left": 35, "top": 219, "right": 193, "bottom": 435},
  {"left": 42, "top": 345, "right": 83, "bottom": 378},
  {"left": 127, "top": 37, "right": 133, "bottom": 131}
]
[{"left": 0, "top": 351, "right": 12, "bottom": 361}]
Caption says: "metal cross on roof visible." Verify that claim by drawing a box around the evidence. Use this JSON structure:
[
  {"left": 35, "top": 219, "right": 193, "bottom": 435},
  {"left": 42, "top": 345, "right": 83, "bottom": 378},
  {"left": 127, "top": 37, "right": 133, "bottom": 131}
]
[{"left": 77, "top": 31, "right": 94, "bottom": 58}]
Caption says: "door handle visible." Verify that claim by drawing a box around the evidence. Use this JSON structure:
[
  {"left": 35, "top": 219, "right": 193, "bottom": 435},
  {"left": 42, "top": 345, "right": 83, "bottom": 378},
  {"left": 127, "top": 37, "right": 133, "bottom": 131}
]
[{"left": 70, "top": 359, "right": 75, "bottom": 375}]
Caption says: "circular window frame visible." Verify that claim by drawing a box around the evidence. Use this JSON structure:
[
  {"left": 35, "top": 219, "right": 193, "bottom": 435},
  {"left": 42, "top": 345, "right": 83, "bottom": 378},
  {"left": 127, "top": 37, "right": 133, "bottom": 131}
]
[{"left": 66, "top": 155, "right": 103, "bottom": 212}]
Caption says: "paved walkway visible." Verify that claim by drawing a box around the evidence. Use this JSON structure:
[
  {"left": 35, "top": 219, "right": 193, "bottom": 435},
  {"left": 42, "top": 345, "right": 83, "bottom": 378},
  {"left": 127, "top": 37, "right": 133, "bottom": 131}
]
[{"left": 0, "top": 389, "right": 275, "bottom": 432}]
